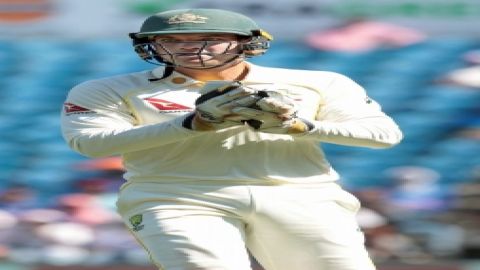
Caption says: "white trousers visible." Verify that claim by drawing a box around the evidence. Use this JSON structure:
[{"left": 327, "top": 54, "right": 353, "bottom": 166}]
[{"left": 116, "top": 181, "right": 376, "bottom": 270}]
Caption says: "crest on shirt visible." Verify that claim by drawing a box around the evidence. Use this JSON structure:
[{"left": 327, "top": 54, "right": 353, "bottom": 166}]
[
  {"left": 63, "top": 103, "right": 93, "bottom": 115},
  {"left": 144, "top": 97, "right": 191, "bottom": 112},
  {"left": 167, "top": 13, "right": 208, "bottom": 24}
]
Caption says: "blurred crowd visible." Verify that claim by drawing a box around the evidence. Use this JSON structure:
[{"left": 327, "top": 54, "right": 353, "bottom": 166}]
[
  {"left": 354, "top": 165, "right": 480, "bottom": 263},
  {"left": 0, "top": 159, "right": 151, "bottom": 266}
]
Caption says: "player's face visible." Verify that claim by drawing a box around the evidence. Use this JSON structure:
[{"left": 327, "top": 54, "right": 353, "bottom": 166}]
[{"left": 152, "top": 33, "right": 244, "bottom": 69}]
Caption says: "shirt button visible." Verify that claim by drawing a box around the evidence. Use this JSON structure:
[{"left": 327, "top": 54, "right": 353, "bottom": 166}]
[{"left": 171, "top": 77, "right": 187, "bottom": 84}]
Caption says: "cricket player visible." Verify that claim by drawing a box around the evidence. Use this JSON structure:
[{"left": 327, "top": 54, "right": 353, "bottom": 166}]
[{"left": 61, "top": 8, "right": 403, "bottom": 270}]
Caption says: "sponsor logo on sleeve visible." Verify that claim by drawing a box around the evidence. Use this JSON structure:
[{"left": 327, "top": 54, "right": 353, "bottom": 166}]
[{"left": 63, "top": 102, "right": 94, "bottom": 115}]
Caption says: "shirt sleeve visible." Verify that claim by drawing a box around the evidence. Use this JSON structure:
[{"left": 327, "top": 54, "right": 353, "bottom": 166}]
[
  {"left": 60, "top": 81, "right": 200, "bottom": 158},
  {"left": 302, "top": 73, "right": 403, "bottom": 148}
]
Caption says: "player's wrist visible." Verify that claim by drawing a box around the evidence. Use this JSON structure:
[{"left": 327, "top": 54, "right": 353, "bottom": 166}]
[
  {"left": 182, "top": 113, "right": 216, "bottom": 131},
  {"left": 296, "top": 118, "right": 315, "bottom": 132},
  {"left": 288, "top": 118, "right": 317, "bottom": 137},
  {"left": 191, "top": 114, "right": 218, "bottom": 131}
]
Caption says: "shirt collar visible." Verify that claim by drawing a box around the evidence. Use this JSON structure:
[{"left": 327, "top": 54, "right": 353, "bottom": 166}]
[
  {"left": 151, "top": 67, "right": 199, "bottom": 86},
  {"left": 151, "top": 62, "right": 259, "bottom": 86}
]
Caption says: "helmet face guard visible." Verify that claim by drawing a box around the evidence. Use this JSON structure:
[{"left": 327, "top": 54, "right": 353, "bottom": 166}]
[
  {"left": 129, "top": 9, "right": 272, "bottom": 69},
  {"left": 129, "top": 32, "right": 271, "bottom": 69}
]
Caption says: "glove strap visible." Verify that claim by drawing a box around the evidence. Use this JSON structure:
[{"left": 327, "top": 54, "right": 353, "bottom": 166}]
[{"left": 182, "top": 113, "right": 195, "bottom": 129}]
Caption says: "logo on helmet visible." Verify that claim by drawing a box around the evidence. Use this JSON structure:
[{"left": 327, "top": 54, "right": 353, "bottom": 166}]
[{"left": 167, "top": 13, "right": 208, "bottom": 24}]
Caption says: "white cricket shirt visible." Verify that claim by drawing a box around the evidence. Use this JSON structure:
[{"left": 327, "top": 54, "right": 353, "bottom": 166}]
[{"left": 61, "top": 63, "right": 402, "bottom": 184}]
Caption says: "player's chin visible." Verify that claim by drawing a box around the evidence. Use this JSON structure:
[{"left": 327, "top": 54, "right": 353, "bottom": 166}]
[
  {"left": 175, "top": 54, "right": 214, "bottom": 62},
  {"left": 176, "top": 59, "right": 224, "bottom": 69}
]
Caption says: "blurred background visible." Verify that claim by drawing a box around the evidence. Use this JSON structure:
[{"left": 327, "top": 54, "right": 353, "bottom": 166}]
[{"left": 0, "top": 0, "right": 479, "bottom": 269}]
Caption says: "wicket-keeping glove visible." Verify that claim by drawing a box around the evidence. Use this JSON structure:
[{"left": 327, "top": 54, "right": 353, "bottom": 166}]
[
  {"left": 232, "top": 91, "right": 315, "bottom": 135},
  {"left": 183, "top": 81, "right": 261, "bottom": 131}
]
